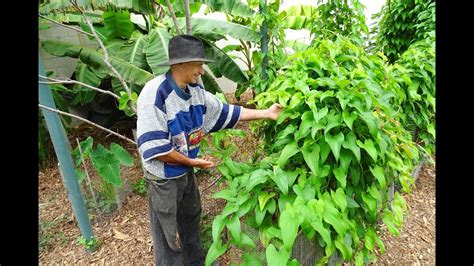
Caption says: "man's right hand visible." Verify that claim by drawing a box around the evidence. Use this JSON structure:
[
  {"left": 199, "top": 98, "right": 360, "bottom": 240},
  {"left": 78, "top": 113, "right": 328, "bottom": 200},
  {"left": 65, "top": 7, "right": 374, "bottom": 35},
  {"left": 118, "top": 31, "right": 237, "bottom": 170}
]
[
  {"left": 191, "top": 158, "right": 215, "bottom": 169},
  {"left": 157, "top": 150, "right": 215, "bottom": 169}
]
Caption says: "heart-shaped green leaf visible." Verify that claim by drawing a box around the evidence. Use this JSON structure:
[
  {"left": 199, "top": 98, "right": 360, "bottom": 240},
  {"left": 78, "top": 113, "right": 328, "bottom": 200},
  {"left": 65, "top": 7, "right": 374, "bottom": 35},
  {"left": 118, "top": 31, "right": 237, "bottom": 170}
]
[
  {"left": 255, "top": 204, "right": 266, "bottom": 226},
  {"left": 205, "top": 239, "right": 228, "bottom": 266},
  {"left": 370, "top": 165, "right": 386, "bottom": 188},
  {"left": 342, "top": 110, "right": 358, "bottom": 130},
  {"left": 356, "top": 139, "right": 378, "bottom": 162},
  {"left": 331, "top": 188, "right": 347, "bottom": 213},
  {"left": 302, "top": 141, "right": 320, "bottom": 176},
  {"left": 296, "top": 111, "right": 314, "bottom": 140},
  {"left": 325, "top": 132, "right": 345, "bottom": 161},
  {"left": 310, "top": 218, "right": 332, "bottom": 247},
  {"left": 227, "top": 215, "right": 241, "bottom": 242},
  {"left": 265, "top": 244, "right": 290, "bottom": 266},
  {"left": 245, "top": 169, "right": 270, "bottom": 191},
  {"left": 279, "top": 209, "right": 299, "bottom": 251},
  {"left": 323, "top": 203, "right": 346, "bottom": 236},
  {"left": 277, "top": 141, "right": 300, "bottom": 167},
  {"left": 271, "top": 166, "right": 289, "bottom": 195},
  {"left": 258, "top": 191, "right": 276, "bottom": 211},
  {"left": 333, "top": 165, "right": 347, "bottom": 188}
]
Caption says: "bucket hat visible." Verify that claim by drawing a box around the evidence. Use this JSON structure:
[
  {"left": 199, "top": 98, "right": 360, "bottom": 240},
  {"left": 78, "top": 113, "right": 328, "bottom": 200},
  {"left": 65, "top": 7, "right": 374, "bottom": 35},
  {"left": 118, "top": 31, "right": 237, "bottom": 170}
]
[{"left": 161, "top": 34, "right": 215, "bottom": 66}]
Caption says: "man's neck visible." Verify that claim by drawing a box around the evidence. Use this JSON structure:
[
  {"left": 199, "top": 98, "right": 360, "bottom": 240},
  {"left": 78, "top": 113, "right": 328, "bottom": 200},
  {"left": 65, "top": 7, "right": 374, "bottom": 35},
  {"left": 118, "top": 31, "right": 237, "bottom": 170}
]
[{"left": 171, "top": 71, "right": 187, "bottom": 90}]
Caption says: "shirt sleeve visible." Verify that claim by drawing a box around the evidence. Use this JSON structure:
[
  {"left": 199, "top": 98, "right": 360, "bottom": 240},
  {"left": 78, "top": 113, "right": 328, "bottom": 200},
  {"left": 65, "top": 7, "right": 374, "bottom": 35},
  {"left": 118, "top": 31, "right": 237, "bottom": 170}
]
[
  {"left": 201, "top": 90, "right": 242, "bottom": 134},
  {"left": 136, "top": 104, "right": 173, "bottom": 161}
]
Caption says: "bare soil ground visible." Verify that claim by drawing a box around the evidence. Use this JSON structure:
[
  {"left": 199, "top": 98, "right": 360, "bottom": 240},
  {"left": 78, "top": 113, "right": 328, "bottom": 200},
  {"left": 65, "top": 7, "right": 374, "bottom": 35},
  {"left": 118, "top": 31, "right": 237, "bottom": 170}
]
[{"left": 39, "top": 92, "right": 435, "bottom": 265}]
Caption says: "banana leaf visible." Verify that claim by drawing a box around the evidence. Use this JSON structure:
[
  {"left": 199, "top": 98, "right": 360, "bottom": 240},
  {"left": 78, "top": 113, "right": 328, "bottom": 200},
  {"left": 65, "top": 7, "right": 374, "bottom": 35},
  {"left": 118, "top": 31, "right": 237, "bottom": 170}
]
[
  {"left": 144, "top": 28, "right": 171, "bottom": 75},
  {"left": 39, "top": 0, "right": 155, "bottom": 15},
  {"left": 201, "top": 70, "right": 224, "bottom": 95},
  {"left": 164, "top": 0, "right": 203, "bottom": 17},
  {"left": 103, "top": 10, "right": 135, "bottom": 40},
  {"left": 71, "top": 61, "right": 102, "bottom": 105},
  {"left": 177, "top": 17, "right": 259, "bottom": 42},
  {"left": 202, "top": 0, "right": 254, "bottom": 17},
  {"left": 41, "top": 39, "right": 154, "bottom": 86},
  {"left": 115, "top": 32, "right": 150, "bottom": 70},
  {"left": 40, "top": 11, "right": 104, "bottom": 24},
  {"left": 279, "top": 4, "right": 317, "bottom": 30},
  {"left": 201, "top": 39, "right": 248, "bottom": 85}
]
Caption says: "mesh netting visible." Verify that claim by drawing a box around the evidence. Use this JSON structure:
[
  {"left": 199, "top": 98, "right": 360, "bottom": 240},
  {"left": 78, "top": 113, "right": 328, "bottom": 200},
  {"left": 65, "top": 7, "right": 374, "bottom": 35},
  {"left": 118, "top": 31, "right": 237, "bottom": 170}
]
[{"left": 227, "top": 222, "right": 341, "bottom": 265}]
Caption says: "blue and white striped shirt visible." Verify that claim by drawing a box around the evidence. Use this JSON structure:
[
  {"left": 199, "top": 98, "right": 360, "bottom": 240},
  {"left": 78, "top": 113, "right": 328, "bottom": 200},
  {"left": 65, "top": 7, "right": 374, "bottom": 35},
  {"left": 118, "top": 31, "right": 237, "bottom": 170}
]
[{"left": 136, "top": 71, "right": 242, "bottom": 179}]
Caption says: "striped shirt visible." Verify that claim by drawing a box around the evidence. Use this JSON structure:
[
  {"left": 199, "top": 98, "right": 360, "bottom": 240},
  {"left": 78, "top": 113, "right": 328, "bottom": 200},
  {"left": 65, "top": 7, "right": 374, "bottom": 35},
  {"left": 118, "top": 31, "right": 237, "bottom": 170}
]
[{"left": 136, "top": 71, "right": 242, "bottom": 179}]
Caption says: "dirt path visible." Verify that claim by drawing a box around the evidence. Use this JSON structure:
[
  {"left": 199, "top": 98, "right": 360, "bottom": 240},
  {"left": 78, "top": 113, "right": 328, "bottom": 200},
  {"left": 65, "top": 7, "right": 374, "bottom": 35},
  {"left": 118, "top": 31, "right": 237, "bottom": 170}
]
[{"left": 376, "top": 163, "right": 436, "bottom": 265}]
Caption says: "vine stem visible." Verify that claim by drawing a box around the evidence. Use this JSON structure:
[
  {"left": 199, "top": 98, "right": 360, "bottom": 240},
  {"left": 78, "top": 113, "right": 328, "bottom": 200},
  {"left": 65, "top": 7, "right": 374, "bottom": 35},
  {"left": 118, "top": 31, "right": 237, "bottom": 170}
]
[{"left": 381, "top": 127, "right": 434, "bottom": 164}]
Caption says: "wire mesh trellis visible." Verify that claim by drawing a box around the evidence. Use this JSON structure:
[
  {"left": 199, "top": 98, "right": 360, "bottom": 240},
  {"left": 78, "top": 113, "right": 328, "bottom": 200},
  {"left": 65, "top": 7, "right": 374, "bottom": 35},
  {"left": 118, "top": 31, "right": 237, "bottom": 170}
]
[{"left": 226, "top": 222, "right": 341, "bottom": 265}]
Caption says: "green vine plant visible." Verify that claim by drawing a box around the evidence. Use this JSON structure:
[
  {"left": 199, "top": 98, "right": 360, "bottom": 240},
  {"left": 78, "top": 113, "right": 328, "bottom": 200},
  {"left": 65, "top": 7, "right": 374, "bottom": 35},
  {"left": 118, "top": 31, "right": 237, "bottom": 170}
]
[
  {"left": 310, "top": 0, "right": 370, "bottom": 47},
  {"left": 72, "top": 136, "right": 134, "bottom": 214},
  {"left": 244, "top": 0, "right": 290, "bottom": 97},
  {"left": 390, "top": 31, "right": 435, "bottom": 156},
  {"left": 205, "top": 36, "right": 422, "bottom": 265},
  {"left": 371, "top": 0, "right": 435, "bottom": 63}
]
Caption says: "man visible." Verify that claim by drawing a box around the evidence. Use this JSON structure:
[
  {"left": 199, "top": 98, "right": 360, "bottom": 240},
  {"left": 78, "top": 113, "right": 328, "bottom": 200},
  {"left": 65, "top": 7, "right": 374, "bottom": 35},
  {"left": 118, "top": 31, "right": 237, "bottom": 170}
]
[{"left": 136, "top": 34, "right": 282, "bottom": 265}]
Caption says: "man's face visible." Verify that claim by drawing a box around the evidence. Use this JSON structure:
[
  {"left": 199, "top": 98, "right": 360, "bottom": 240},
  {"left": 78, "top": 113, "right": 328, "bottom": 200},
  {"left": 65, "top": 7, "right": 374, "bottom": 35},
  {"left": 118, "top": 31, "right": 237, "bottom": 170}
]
[{"left": 181, "top": 61, "right": 205, "bottom": 84}]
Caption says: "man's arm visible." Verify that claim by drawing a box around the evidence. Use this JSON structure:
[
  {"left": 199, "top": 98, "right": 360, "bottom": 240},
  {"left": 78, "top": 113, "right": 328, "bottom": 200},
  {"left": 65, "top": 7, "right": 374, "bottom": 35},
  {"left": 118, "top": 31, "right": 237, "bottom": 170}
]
[
  {"left": 240, "top": 103, "right": 283, "bottom": 121},
  {"left": 154, "top": 103, "right": 282, "bottom": 168},
  {"left": 156, "top": 150, "right": 214, "bottom": 169}
]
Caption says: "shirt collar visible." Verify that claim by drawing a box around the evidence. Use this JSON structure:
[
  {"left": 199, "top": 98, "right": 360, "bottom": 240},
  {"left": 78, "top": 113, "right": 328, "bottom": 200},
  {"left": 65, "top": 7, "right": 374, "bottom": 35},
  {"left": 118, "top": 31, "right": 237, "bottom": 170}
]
[{"left": 166, "top": 71, "right": 191, "bottom": 101}]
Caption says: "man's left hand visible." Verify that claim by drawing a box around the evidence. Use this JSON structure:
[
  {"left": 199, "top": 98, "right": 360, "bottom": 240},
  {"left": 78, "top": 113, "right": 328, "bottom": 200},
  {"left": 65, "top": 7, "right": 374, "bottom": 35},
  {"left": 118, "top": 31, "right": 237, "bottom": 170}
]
[{"left": 267, "top": 103, "right": 283, "bottom": 120}]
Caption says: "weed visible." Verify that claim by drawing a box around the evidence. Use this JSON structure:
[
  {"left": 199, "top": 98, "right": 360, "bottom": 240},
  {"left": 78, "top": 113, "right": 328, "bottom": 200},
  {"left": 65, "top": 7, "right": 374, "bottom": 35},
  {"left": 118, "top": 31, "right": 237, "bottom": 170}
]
[
  {"left": 200, "top": 212, "right": 213, "bottom": 252},
  {"left": 132, "top": 177, "right": 147, "bottom": 195},
  {"left": 77, "top": 236, "right": 100, "bottom": 251},
  {"left": 39, "top": 215, "right": 68, "bottom": 252}
]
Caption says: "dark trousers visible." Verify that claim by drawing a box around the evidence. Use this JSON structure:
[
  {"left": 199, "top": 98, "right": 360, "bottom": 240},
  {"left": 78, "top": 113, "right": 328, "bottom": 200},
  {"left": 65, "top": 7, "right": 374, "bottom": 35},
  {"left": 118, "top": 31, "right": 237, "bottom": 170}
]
[{"left": 146, "top": 171, "right": 205, "bottom": 266}]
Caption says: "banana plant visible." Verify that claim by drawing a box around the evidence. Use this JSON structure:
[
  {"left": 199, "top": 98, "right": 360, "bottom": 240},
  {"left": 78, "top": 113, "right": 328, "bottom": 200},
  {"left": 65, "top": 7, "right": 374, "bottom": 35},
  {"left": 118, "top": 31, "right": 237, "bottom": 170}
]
[
  {"left": 39, "top": 0, "right": 155, "bottom": 15},
  {"left": 279, "top": 4, "right": 318, "bottom": 30},
  {"left": 40, "top": 0, "right": 259, "bottom": 106}
]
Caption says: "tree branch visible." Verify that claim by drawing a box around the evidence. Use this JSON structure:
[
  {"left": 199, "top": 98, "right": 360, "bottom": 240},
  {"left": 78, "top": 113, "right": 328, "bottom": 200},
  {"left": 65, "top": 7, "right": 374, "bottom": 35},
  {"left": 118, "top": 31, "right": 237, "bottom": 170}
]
[
  {"left": 70, "top": 0, "right": 136, "bottom": 114},
  {"left": 165, "top": 0, "right": 182, "bottom": 34},
  {"left": 39, "top": 75, "right": 120, "bottom": 100},
  {"left": 39, "top": 104, "right": 136, "bottom": 145},
  {"left": 39, "top": 14, "right": 94, "bottom": 37},
  {"left": 183, "top": 0, "right": 192, "bottom": 34}
]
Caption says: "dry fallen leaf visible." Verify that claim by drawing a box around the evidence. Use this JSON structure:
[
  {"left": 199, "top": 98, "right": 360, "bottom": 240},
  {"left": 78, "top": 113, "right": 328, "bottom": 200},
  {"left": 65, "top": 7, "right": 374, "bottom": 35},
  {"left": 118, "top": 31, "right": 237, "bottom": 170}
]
[{"left": 113, "top": 228, "right": 133, "bottom": 241}]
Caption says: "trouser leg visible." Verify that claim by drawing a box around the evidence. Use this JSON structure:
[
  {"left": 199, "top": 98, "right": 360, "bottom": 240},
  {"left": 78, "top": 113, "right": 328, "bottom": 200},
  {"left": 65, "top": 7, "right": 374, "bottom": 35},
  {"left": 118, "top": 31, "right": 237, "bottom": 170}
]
[
  {"left": 147, "top": 178, "right": 183, "bottom": 266},
  {"left": 177, "top": 172, "right": 205, "bottom": 266}
]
